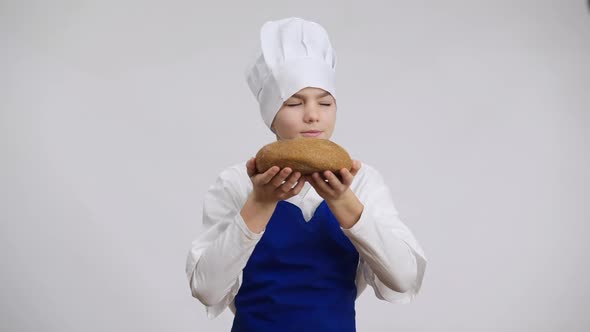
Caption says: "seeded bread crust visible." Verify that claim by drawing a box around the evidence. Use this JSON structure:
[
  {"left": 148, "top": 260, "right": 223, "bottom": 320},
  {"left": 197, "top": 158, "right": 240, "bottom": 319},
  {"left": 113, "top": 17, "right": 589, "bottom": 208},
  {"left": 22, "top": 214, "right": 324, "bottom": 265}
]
[{"left": 255, "top": 137, "right": 352, "bottom": 175}]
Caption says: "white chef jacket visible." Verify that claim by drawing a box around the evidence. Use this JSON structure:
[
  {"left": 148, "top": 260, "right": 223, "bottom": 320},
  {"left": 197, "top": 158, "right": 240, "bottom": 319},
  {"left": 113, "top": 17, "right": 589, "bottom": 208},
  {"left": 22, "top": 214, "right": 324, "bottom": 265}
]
[{"left": 185, "top": 160, "right": 427, "bottom": 319}]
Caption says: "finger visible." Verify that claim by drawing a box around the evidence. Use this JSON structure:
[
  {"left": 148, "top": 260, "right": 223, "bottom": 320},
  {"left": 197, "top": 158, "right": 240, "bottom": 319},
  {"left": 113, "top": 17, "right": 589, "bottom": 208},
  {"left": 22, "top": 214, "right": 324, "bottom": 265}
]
[
  {"left": 339, "top": 168, "right": 354, "bottom": 187},
  {"left": 258, "top": 166, "right": 280, "bottom": 185},
  {"left": 304, "top": 174, "right": 314, "bottom": 187},
  {"left": 305, "top": 175, "right": 319, "bottom": 191},
  {"left": 270, "top": 167, "right": 292, "bottom": 187},
  {"left": 278, "top": 171, "right": 300, "bottom": 193},
  {"left": 323, "top": 170, "right": 345, "bottom": 191},
  {"left": 351, "top": 160, "right": 362, "bottom": 176},
  {"left": 290, "top": 173, "right": 307, "bottom": 195},
  {"left": 311, "top": 172, "right": 335, "bottom": 196},
  {"left": 246, "top": 157, "right": 256, "bottom": 177}
]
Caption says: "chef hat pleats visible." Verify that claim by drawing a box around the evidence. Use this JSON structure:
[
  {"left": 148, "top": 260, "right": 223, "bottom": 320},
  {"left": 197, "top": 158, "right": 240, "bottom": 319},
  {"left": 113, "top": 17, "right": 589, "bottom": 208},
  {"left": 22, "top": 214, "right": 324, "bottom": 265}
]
[{"left": 245, "top": 17, "right": 337, "bottom": 132}]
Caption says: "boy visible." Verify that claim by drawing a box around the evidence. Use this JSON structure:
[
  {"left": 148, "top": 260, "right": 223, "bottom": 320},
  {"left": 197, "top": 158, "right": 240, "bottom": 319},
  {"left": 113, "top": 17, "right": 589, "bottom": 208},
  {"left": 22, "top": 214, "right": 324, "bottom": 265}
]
[{"left": 186, "top": 17, "right": 427, "bottom": 332}]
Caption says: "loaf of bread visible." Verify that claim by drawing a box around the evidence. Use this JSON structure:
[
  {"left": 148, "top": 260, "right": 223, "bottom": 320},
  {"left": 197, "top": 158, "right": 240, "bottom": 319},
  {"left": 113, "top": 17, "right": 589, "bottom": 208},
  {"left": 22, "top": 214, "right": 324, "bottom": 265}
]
[{"left": 255, "top": 137, "right": 352, "bottom": 175}]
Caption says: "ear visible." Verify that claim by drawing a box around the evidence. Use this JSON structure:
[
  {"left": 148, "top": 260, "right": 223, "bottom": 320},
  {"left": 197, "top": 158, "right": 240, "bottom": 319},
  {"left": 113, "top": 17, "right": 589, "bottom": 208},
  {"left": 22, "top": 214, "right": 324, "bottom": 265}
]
[{"left": 270, "top": 116, "right": 279, "bottom": 134}]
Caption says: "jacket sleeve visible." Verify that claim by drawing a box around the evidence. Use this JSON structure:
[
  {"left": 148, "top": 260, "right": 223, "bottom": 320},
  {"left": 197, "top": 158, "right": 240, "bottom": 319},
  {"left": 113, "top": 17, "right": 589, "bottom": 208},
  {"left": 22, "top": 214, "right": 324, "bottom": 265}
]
[
  {"left": 342, "top": 165, "right": 427, "bottom": 303},
  {"left": 185, "top": 165, "right": 263, "bottom": 319}
]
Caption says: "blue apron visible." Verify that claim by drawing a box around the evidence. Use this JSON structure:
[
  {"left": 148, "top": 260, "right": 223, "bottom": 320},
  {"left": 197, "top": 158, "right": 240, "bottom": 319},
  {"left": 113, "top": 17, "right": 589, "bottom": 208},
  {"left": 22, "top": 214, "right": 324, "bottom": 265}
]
[{"left": 231, "top": 200, "right": 360, "bottom": 332}]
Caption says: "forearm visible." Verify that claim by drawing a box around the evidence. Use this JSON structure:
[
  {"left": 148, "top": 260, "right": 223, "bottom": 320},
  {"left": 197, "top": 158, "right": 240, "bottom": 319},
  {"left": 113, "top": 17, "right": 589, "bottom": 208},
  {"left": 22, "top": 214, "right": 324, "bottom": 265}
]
[
  {"left": 345, "top": 224, "right": 417, "bottom": 293},
  {"left": 326, "top": 189, "right": 364, "bottom": 229},
  {"left": 331, "top": 191, "right": 417, "bottom": 293},
  {"left": 191, "top": 194, "right": 276, "bottom": 306},
  {"left": 240, "top": 193, "right": 278, "bottom": 233},
  {"left": 190, "top": 213, "right": 261, "bottom": 306}
]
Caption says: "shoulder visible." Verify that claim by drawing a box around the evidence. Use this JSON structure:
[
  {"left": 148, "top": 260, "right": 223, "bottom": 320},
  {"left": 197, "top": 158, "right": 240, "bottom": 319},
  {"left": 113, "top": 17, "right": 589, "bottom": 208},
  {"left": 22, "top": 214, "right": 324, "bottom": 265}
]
[
  {"left": 352, "top": 161, "right": 385, "bottom": 187},
  {"left": 214, "top": 160, "right": 249, "bottom": 183},
  {"left": 349, "top": 161, "right": 392, "bottom": 203},
  {"left": 356, "top": 161, "right": 380, "bottom": 177},
  {"left": 206, "top": 159, "right": 252, "bottom": 202}
]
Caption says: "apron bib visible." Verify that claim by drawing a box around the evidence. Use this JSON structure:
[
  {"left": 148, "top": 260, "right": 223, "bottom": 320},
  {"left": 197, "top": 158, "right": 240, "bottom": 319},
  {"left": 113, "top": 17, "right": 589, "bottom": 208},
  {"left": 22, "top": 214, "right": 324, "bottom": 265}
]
[{"left": 232, "top": 200, "right": 359, "bottom": 332}]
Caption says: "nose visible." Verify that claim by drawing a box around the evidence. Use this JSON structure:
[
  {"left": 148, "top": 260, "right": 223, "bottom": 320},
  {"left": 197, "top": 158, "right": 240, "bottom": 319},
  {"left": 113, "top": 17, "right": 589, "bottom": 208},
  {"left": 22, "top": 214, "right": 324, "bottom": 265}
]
[{"left": 303, "top": 104, "right": 320, "bottom": 123}]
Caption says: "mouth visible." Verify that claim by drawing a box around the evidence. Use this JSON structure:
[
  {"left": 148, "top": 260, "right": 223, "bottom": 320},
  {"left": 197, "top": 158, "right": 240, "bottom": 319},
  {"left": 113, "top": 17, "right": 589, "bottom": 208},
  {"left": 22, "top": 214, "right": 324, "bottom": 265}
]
[{"left": 301, "top": 130, "right": 323, "bottom": 137}]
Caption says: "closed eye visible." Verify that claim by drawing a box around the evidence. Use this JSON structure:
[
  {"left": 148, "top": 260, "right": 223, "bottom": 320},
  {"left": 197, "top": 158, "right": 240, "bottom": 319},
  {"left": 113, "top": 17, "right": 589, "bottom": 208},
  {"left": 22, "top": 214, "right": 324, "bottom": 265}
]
[{"left": 286, "top": 103, "right": 331, "bottom": 107}]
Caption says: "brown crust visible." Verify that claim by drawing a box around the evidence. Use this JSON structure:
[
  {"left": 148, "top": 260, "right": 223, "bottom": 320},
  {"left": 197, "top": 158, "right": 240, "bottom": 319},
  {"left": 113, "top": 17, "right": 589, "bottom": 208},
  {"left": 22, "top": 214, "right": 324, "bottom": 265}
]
[{"left": 255, "top": 137, "right": 352, "bottom": 175}]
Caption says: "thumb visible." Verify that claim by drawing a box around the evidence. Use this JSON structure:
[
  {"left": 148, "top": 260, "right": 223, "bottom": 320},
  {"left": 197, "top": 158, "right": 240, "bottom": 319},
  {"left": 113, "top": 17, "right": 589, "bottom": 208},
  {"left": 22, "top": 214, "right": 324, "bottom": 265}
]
[
  {"left": 246, "top": 157, "right": 256, "bottom": 177},
  {"left": 351, "top": 160, "right": 361, "bottom": 176}
]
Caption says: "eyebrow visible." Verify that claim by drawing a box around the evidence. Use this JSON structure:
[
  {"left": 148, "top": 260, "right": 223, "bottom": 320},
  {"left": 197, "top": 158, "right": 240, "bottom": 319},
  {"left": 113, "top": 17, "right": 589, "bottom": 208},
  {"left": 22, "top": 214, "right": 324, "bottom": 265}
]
[{"left": 290, "top": 91, "right": 331, "bottom": 100}]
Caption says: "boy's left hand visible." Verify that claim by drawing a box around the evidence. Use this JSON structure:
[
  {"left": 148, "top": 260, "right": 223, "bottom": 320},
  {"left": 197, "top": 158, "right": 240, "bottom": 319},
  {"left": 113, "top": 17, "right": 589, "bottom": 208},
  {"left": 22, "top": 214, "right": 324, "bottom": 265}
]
[{"left": 304, "top": 160, "right": 362, "bottom": 201}]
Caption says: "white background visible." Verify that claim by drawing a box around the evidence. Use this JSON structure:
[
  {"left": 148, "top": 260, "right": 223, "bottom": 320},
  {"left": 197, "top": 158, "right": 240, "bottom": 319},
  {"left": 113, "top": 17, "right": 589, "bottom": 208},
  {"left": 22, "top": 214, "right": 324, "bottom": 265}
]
[{"left": 2, "top": 0, "right": 589, "bottom": 331}]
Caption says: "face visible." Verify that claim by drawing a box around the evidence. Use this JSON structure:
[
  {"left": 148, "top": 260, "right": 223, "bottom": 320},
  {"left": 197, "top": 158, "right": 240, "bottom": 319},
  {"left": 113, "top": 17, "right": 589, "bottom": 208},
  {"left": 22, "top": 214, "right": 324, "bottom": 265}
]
[{"left": 270, "top": 87, "right": 337, "bottom": 141}]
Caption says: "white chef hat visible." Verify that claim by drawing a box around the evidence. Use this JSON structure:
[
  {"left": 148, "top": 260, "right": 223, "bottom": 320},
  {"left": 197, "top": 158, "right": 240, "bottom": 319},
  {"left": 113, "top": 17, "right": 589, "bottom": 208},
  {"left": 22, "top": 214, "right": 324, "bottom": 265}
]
[{"left": 245, "top": 17, "right": 337, "bottom": 132}]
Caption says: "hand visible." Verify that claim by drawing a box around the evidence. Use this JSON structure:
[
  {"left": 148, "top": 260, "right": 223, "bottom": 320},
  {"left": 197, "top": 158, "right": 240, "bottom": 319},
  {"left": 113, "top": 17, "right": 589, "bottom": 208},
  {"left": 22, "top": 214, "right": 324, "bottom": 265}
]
[
  {"left": 246, "top": 157, "right": 307, "bottom": 205},
  {"left": 304, "top": 160, "right": 362, "bottom": 202}
]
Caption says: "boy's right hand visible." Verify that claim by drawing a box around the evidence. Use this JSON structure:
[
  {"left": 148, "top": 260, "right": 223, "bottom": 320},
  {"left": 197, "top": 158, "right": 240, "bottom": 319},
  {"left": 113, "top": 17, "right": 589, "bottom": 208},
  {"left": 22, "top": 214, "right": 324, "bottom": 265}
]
[{"left": 246, "top": 157, "right": 306, "bottom": 205}]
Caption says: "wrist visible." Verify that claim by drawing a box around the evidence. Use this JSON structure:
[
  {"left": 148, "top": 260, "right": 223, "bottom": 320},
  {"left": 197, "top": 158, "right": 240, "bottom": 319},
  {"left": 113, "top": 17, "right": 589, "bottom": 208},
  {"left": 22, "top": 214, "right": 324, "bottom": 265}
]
[
  {"left": 326, "top": 189, "right": 364, "bottom": 229},
  {"left": 250, "top": 191, "right": 279, "bottom": 208},
  {"left": 327, "top": 188, "right": 356, "bottom": 205}
]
